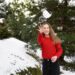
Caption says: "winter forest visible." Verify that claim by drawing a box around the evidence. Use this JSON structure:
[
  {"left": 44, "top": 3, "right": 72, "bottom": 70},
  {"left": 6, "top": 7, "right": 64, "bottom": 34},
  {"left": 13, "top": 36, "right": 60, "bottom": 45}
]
[{"left": 0, "top": 0, "right": 75, "bottom": 75}]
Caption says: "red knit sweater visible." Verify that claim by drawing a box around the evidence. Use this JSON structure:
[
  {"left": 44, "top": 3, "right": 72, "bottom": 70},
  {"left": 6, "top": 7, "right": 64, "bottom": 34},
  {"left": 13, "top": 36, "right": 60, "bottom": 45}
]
[{"left": 37, "top": 32, "right": 63, "bottom": 59}]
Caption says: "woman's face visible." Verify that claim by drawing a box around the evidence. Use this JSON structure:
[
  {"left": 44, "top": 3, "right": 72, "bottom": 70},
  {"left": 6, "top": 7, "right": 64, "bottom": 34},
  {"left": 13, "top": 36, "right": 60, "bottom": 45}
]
[{"left": 43, "top": 24, "right": 50, "bottom": 35}]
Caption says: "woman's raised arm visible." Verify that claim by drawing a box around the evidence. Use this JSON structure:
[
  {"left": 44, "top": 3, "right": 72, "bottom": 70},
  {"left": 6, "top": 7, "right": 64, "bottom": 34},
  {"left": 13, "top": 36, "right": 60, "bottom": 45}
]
[{"left": 37, "top": 24, "right": 44, "bottom": 46}]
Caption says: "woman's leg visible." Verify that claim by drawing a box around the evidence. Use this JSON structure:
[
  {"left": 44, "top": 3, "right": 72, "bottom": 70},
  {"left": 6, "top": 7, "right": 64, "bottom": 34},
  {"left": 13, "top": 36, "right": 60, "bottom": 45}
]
[
  {"left": 42, "top": 59, "right": 52, "bottom": 75},
  {"left": 50, "top": 59, "right": 60, "bottom": 75},
  {"left": 42, "top": 59, "right": 60, "bottom": 75}
]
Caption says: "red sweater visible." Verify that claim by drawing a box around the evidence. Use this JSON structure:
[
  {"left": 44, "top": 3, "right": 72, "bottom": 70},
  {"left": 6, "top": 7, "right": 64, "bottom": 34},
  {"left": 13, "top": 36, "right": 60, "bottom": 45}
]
[{"left": 37, "top": 32, "right": 63, "bottom": 59}]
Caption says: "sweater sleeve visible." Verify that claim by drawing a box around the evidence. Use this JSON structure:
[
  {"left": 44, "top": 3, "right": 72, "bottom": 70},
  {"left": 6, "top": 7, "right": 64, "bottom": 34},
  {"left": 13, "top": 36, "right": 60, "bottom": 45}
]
[
  {"left": 37, "top": 32, "right": 43, "bottom": 46},
  {"left": 54, "top": 42, "right": 63, "bottom": 59}
]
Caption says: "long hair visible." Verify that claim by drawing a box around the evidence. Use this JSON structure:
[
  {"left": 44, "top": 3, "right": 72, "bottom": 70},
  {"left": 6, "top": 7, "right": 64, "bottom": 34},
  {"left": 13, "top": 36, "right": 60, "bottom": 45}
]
[{"left": 39, "top": 22, "right": 61, "bottom": 44}]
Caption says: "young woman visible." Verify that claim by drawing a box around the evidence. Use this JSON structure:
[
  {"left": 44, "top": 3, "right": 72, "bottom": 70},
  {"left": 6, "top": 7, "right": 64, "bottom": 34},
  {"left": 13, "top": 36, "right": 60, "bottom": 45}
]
[{"left": 37, "top": 22, "right": 63, "bottom": 75}]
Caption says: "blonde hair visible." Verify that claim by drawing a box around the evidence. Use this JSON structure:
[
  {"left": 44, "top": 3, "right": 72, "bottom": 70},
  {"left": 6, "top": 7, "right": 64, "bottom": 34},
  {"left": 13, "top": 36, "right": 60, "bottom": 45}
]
[{"left": 39, "top": 22, "right": 61, "bottom": 44}]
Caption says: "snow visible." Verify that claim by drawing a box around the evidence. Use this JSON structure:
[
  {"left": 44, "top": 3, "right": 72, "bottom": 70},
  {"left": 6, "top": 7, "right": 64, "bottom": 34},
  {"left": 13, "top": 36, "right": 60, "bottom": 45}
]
[
  {"left": 0, "top": 37, "right": 75, "bottom": 75},
  {"left": 4, "top": 0, "right": 41, "bottom": 4},
  {"left": 59, "top": 0, "right": 75, "bottom": 6},
  {"left": 36, "top": 48, "right": 42, "bottom": 59},
  {"left": 4, "top": 0, "right": 75, "bottom": 6},
  {"left": 41, "top": 9, "right": 52, "bottom": 19},
  {"left": 0, "top": 18, "right": 4, "bottom": 23},
  {"left": 60, "top": 66, "right": 75, "bottom": 75},
  {"left": 69, "top": 0, "right": 75, "bottom": 6},
  {"left": 0, "top": 37, "right": 39, "bottom": 75},
  {"left": 64, "top": 56, "right": 75, "bottom": 63},
  {"left": 59, "top": 0, "right": 63, "bottom": 3}
]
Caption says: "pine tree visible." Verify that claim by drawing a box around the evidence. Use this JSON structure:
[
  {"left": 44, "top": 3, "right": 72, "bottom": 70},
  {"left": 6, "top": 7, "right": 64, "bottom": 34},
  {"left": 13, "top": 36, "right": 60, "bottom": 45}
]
[
  {"left": 7, "top": 0, "right": 42, "bottom": 44},
  {"left": 7, "top": 0, "right": 75, "bottom": 71},
  {"left": 0, "top": 0, "right": 13, "bottom": 39}
]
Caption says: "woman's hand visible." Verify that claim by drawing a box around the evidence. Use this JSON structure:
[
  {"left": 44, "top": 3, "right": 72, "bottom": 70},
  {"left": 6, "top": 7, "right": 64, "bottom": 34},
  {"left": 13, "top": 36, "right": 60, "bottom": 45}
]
[
  {"left": 51, "top": 56, "right": 57, "bottom": 63},
  {"left": 37, "top": 24, "right": 44, "bottom": 33}
]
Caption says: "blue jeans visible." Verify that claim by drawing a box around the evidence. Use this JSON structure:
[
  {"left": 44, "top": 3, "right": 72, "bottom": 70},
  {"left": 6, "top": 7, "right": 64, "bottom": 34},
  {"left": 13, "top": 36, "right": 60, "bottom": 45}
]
[{"left": 42, "top": 58, "right": 60, "bottom": 75}]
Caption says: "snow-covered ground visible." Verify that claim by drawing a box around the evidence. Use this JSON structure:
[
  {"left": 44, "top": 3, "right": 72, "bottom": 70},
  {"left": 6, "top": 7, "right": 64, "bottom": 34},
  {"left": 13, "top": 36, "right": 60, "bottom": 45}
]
[
  {"left": 0, "top": 37, "right": 75, "bottom": 75},
  {"left": 0, "top": 37, "right": 39, "bottom": 75},
  {"left": 60, "top": 66, "right": 75, "bottom": 75}
]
